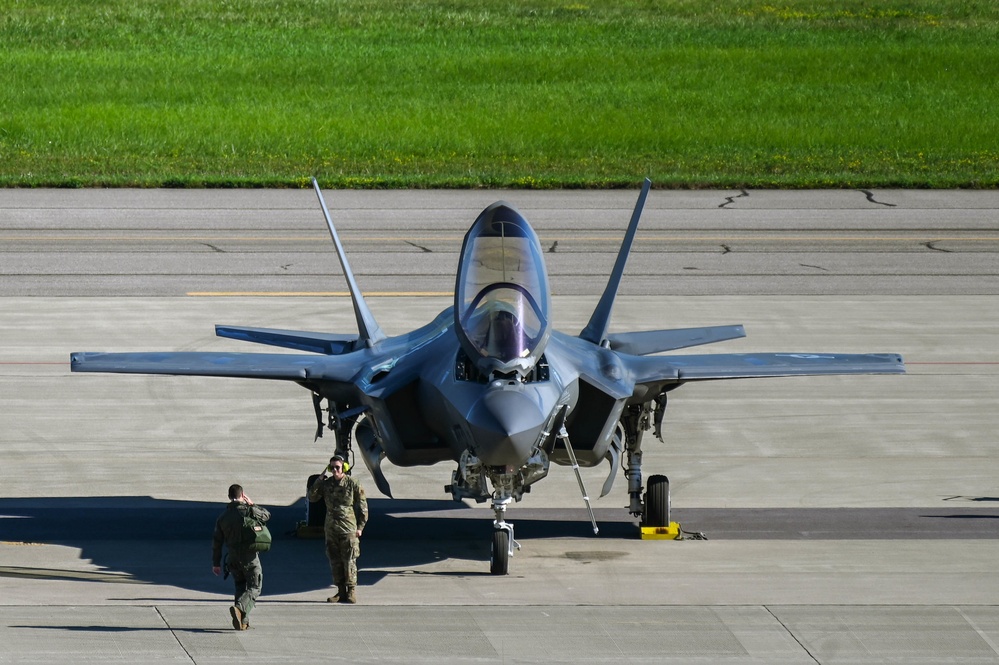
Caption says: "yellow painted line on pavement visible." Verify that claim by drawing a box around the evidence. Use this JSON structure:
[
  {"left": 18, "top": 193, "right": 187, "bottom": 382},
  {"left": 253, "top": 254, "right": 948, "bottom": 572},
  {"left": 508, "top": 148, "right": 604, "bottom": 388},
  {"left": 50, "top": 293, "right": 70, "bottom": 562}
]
[{"left": 187, "top": 291, "right": 453, "bottom": 297}]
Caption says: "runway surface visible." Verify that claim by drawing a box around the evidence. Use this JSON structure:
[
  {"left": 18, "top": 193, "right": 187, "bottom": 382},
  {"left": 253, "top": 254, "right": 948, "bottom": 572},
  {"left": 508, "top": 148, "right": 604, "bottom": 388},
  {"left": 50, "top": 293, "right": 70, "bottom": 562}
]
[{"left": 2, "top": 188, "right": 998, "bottom": 663}]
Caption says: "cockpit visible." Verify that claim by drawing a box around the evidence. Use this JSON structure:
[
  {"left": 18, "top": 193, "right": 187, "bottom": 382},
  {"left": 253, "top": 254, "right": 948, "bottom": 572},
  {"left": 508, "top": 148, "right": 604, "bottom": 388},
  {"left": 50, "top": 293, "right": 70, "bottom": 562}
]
[{"left": 455, "top": 202, "right": 551, "bottom": 372}]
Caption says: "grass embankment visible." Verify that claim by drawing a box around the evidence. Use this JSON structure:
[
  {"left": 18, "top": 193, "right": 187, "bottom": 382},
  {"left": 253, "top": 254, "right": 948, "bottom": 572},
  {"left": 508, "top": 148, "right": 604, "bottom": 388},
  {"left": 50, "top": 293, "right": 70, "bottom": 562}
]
[{"left": 1, "top": 0, "right": 997, "bottom": 188}]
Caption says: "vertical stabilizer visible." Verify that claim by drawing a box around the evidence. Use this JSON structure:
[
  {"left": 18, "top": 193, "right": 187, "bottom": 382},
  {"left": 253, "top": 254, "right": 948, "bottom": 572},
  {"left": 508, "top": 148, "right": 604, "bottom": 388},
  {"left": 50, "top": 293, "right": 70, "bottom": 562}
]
[
  {"left": 579, "top": 178, "right": 652, "bottom": 345},
  {"left": 312, "top": 178, "right": 386, "bottom": 347}
]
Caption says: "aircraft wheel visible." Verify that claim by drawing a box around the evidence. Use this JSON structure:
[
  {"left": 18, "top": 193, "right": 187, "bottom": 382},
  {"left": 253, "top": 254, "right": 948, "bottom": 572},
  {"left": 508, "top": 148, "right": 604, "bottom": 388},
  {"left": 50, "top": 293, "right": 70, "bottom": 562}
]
[
  {"left": 644, "top": 474, "right": 670, "bottom": 527},
  {"left": 490, "top": 529, "right": 510, "bottom": 575}
]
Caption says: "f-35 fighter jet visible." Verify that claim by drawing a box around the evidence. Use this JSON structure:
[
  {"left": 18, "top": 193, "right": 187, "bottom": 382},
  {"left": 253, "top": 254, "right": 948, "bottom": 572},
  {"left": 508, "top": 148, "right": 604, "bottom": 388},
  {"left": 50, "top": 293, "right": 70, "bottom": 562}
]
[{"left": 72, "top": 179, "right": 905, "bottom": 574}]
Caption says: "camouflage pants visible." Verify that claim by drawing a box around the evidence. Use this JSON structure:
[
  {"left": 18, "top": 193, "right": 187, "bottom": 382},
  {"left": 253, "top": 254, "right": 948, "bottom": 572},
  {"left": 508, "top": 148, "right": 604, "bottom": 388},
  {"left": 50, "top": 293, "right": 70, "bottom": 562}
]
[
  {"left": 229, "top": 556, "right": 263, "bottom": 617},
  {"left": 324, "top": 534, "right": 360, "bottom": 588}
]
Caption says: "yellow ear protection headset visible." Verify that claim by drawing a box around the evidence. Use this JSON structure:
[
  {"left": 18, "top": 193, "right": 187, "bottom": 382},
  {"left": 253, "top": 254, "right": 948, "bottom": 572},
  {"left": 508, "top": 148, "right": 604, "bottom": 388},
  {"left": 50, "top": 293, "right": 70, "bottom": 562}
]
[{"left": 327, "top": 455, "right": 350, "bottom": 474}]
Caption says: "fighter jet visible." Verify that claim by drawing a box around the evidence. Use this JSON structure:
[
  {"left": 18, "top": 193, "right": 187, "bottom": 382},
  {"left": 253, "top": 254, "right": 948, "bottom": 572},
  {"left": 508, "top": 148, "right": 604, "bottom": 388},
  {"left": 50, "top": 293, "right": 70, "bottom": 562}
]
[{"left": 71, "top": 179, "right": 905, "bottom": 574}]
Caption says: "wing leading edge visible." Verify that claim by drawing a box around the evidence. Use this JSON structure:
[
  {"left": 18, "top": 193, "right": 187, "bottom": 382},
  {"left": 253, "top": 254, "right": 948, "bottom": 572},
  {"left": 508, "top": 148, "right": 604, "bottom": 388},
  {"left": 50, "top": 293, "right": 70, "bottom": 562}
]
[
  {"left": 69, "top": 351, "right": 362, "bottom": 383},
  {"left": 625, "top": 351, "right": 904, "bottom": 386}
]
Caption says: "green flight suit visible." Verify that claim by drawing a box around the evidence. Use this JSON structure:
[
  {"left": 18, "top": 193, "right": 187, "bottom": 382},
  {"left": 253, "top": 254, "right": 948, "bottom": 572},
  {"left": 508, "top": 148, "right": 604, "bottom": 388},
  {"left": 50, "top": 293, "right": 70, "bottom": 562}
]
[
  {"left": 308, "top": 474, "right": 368, "bottom": 590},
  {"left": 212, "top": 501, "right": 271, "bottom": 621}
]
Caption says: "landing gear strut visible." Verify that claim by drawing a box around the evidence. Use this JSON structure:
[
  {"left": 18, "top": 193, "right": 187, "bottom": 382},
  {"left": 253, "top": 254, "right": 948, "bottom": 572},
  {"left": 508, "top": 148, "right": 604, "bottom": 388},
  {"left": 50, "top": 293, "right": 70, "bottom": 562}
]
[
  {"left": 448, "top": 449, "right": 545, "bottom": 575},
  {"left": 490, "top": 495, "right": 520, "bottom": 575},
  {"left": 620, "top": 392, "right": 669, "bottom": 519}
]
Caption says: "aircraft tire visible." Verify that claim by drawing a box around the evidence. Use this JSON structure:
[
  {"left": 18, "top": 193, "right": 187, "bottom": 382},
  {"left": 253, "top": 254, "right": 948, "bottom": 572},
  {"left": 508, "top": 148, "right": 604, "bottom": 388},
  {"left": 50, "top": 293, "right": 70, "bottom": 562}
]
[
  {"left": 490, "top": 529, "right": 510, "bottom": 575},
  {"left": 644, "top": 474, "right": 670, "bottom": 527}
]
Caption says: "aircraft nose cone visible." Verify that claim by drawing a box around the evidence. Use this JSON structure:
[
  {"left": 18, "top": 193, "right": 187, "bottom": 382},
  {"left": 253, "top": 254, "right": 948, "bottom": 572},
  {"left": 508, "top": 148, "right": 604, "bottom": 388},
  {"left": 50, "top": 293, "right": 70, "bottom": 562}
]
[{"left": 468, "top": 386, "right": 546, "bottom": 467}]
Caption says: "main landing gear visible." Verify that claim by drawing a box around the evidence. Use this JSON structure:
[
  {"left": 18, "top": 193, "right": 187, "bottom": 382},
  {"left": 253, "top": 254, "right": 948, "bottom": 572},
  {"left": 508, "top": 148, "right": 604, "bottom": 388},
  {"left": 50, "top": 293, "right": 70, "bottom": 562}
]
[{"left": 643, "top": 474, "right": 670, "bottom": 527}]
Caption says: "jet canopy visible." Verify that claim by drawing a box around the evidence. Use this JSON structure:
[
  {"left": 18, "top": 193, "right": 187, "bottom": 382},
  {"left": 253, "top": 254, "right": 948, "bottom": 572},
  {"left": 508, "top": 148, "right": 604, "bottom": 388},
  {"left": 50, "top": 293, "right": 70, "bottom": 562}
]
[{"left": 455, "top": 202, "right": 551, "bottom": 371}]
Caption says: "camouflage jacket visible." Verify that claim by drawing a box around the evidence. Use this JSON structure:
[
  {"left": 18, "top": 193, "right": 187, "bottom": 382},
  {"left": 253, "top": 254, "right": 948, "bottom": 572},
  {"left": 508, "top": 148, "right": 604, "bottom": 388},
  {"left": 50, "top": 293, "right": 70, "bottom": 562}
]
[
  {"left": 308, "top": 474, "right": 368, "bottom": 537},
  {"left": 212, "top": 501, "right": 271, "bottom": 566}
]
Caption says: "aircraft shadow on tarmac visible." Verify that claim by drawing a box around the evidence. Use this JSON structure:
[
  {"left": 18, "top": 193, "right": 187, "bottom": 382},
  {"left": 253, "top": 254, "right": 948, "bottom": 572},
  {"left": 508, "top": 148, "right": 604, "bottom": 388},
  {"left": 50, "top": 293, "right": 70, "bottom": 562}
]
[
  {"left": 1, "top": 496, "right": 996, "bottom": 596},
  {"left": 0, "top": 495, "right": 638, "bottom": 595}
]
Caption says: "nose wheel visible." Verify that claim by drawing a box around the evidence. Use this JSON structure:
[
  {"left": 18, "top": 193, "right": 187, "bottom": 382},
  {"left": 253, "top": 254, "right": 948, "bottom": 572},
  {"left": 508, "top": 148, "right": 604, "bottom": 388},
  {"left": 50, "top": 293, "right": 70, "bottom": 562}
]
[
  {"left": 490, "top": 528, "right": 509, "bottom": 575},
  {"left": 490, "top": 520, "right": 520, "bottom": 575}
]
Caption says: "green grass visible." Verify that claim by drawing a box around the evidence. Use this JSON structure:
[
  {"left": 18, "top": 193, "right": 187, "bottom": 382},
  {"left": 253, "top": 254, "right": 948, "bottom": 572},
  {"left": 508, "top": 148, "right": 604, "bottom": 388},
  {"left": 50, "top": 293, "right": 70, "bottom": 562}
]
[{"left": 1, "top": 0, "right": 998, "bottom": 188}]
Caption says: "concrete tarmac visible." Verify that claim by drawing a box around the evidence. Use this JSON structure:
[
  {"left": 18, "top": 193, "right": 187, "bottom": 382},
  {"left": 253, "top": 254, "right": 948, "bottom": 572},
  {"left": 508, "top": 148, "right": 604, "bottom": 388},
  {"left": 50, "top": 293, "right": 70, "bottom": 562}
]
[{"left": 2, "top": 189, "right": 998, "bottom": 663}]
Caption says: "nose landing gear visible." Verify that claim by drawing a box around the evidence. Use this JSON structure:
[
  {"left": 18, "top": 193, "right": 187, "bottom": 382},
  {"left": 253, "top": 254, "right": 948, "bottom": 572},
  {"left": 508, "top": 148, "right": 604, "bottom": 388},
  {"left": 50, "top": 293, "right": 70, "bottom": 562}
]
[
  {"left": 490, "top": 516, "right": 520, "bottom": 575},
  {"left": 488, "top": 481, "right": 521, "bottom": 575}
]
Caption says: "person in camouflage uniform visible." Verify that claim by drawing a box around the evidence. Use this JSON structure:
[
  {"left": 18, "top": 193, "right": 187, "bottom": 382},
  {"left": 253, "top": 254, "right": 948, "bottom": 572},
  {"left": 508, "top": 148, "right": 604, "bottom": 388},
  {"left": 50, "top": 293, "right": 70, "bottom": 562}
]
[
  {"left": 212, "top": 483, "right": 271, "bottom": 630},
  {"left": 308, "top": 454, "right": 368, "bottom": 603}
]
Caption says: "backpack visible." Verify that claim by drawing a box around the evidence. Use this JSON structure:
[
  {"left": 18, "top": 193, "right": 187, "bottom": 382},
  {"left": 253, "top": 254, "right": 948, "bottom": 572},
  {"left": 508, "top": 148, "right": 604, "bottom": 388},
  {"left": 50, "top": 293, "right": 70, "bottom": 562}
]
[{"left": 240, "top": 512, "right": 272, "bottom": 552}]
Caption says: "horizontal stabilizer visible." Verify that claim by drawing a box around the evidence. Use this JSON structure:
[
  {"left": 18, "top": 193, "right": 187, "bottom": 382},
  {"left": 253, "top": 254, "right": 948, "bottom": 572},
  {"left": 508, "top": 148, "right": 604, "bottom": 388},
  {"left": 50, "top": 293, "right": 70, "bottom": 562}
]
[
  {"left": 607, "top": 325, "right": 746, "bottom": 355},
  {"left": 216, "top": 325, "right": 358, "bottom": 355}
]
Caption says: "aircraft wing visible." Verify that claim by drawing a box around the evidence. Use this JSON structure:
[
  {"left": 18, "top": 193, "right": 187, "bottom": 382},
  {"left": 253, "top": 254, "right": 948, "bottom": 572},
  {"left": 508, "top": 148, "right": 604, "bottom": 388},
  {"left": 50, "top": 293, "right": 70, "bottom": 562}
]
[
  {"left": 70, "top": 351, "right": 363, "bottom": 383},
  {"left": 626, "top": 351, "right": 905, "bottom": 386}
]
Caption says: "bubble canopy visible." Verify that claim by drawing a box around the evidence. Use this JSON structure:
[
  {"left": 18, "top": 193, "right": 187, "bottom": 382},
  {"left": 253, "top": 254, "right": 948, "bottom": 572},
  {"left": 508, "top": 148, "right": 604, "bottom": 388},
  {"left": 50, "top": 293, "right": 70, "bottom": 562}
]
[{"left": 455, "top": 202, "right": 551, "bottom": 366}]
